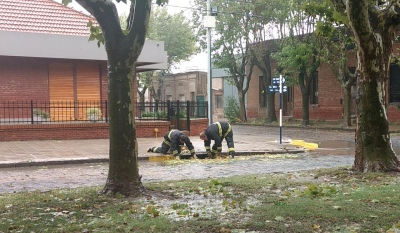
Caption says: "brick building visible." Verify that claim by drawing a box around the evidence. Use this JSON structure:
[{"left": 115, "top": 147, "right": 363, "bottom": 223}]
[
  {"left": 247, "top": 38, "right": 400, "bottom": 123},
  {"left": 0, "top": 0, "right": 210, "bottom": 141}
]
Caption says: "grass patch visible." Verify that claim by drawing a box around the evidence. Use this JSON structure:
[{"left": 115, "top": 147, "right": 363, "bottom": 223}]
[{"left": 1, "top": 168, "right": 400, "bottom": 233}]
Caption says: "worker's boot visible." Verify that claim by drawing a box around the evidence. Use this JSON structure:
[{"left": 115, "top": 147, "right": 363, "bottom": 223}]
[
  {"left": 147, "top": 147, "right": 154, "bottom": 152},
  {"left": 229, "top": 151, "right": 235, "bottom": 159}
]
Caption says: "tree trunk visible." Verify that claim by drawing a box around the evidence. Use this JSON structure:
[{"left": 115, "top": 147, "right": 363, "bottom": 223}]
[
  {"left": 238, "top": 90, "right": 247, "bottom": 122},
  {"left": 354, "top": 75, "right": 400, "bottom": 172},
  {"left": 301, "top": 89, "right": 310, "bottom": 126},
  {"left": 103, "top": 66, "right": 144, "bottom": 196},
  {"left": 342, "top": 85, "right": 352, "bottom": 127},
  {"left": 267, "top": 92, "right": 277, "bottom": 123}
]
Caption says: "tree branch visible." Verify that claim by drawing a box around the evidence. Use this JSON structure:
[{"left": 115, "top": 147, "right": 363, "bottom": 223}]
[{"left": 76, "top": 0, "right": 123, "bottom": 49}]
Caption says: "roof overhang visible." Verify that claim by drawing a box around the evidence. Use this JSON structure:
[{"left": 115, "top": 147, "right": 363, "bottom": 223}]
[{"left": 0, "top": 31, "right": 168, "bottom": 71}]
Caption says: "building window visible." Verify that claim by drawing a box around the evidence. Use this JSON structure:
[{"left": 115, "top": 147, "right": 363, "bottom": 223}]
[
  {"left": 310, "top": 72, "right": 318, "bottom": 105},
  {"left": 166, "top": 95, "right": 172, "bottom": 101},
  {"left": 179, "top": 82, "right": 183, "bottom": 86},
  {"left": 390, "top": 64, "right": 400, "bottom": 103},
  {"left": 179, "top": 94, "right": 185, "bottom": 102},
  {"left": 259, "top": 76, "right": 267, "bottom": 107},
  {"left": 190, "top": 92, "right": 195, "bottom": 102},
  {"left": 216, "top": 95, "right": 223, "bottom": 108}
]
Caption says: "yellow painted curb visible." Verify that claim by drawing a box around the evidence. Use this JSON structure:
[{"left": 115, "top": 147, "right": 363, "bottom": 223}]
[{"left": 291, "top": 140, "right": 318, "bottom": 150}]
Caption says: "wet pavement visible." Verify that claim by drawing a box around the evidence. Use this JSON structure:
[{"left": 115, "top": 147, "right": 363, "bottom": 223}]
[
  {"left": 0, "top": 154, "right": 354, "bottom": 194},
  {"left": 0, "top": 124, "right": 366, "bottom": 194}
]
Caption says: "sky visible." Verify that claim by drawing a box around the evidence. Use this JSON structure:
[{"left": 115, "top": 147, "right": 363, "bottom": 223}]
[{"left": 55, "top": 0, "right": 207, "bottom": 73}]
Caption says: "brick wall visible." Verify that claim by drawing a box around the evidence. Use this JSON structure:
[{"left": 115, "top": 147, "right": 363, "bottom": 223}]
[
  {"left": 0, "top": 119, "right": 209, "bottom": 141},
  {"left": 189, "top": 118, "right": 209, "bottom": 136},
  {"left": 0, "top": 56, "right": 49, "bottom": 101},
  {"left": 0, "top": 121, "right": 168, "bottom": 141}
]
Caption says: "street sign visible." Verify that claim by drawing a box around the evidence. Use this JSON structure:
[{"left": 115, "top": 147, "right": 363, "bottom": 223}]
[
  {"left": 268, "top": 85, "right": 288, "bottom": 93},
  {"left": 271, "top": 76, "right": 285, "bottom": 85}
]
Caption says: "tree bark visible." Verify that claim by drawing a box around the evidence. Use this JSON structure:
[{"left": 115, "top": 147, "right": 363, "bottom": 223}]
[
  {"left": 238, "top": 89, "right": 247, "bottom": 123},
  {"left": 298, "top": 71, "right": 311, "bottom": 126},
  {"left": 76, "top": 0, "right": 151, "bottom": 196},
  {"left": 345, "top": 0, "right": 400, "bottom": 172},
  {"left": 300, "top": 86, "right": 310, "bottom": 126},
  {"left": 104, "top": 66, "right": 145, "bottom": 196},
  {"left": 354, "top": 77, "right": 400, "bottom": 171}
]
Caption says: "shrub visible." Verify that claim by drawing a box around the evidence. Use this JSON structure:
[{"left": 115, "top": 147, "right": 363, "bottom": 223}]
[
  {"left": 224, "top": 96, "right": 240, "bottom": 123},
  {"left": 33, "top": 108, "right": 50, "bottom": 118}
]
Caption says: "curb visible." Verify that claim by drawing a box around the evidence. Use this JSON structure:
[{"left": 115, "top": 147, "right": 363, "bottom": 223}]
[{"left": 0, "top": 149, "right": 306, "bottom": 169}]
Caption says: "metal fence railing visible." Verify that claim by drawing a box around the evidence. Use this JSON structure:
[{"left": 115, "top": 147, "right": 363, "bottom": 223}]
[
  {"left": 0, "top": 100, "right": 107, "bottom": 124},
  {"left": 0, "top": 100, "right": 208, "bottom": 128},
  {"left": 137, "top": 100, "right": 208, "bottom": 120}
]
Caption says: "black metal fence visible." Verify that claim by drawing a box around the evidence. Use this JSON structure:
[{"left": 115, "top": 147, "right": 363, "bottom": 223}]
[
  {"left": 0, "top": 100, "right": 208, "bottom": 130},
  {"left": 0, "top": 100, "right": 107, "bottom": 124},
  {"left": 137, "top": 100, "right": 208, "bottom": 131}
]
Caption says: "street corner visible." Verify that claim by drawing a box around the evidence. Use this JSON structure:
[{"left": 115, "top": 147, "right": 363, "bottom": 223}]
[{"left": 290, "top": 140, "right": 318, "bottom": 150}]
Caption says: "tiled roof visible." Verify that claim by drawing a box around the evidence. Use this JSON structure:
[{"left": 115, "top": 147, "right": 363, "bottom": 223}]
[{"left": 0, "top": 0, "right": 96, "bottom": 36}]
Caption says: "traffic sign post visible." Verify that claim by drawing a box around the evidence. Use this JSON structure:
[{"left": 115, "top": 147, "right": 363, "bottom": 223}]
[{"left": 268, "top": 75, "right": 287, "bottom": 144}]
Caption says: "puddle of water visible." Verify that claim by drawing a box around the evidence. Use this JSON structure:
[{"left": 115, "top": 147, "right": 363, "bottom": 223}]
[
  {"left": 317, "top": 140, "right": 354, "bottom": 149},
  {"left": 314, "top": 140, "right": 400, "bottom": 156}
]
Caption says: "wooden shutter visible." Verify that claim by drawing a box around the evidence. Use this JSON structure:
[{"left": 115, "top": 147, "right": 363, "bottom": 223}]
[
  {"left": 76, "top": 63, "right": 101, "bottom": 120},
  {"left": 49, "top": 63, "right": 74, "bottom": 121}
]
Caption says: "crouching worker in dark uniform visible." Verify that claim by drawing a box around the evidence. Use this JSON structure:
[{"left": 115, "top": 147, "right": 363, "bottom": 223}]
[
  {"left": 199, "top": 121, "right": 235, "bottom": 158},
  {"left": 147, "top": 130, "right": 197, "bottom": 159}
]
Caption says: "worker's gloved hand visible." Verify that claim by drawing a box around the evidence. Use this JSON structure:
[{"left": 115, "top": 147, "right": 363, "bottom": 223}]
[
  {"left": 191, "top": 152, "right": 198, "bottom": 159},
  {"left": 229, "top": 151, "right": 235, "bottom": 159}
]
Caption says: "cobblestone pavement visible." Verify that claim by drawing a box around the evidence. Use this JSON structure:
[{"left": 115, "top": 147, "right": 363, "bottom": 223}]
[
  {"left": 0, "top": 154, "right": 354, "bottom": 194},
  {"left": 0, "top": 125, "right": 362, "bottom": 194}
]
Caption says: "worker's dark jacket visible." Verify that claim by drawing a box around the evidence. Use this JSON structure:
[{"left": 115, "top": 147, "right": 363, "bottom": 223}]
[
  {"left": 163, "top": 130, "right": 195, "bottom": 155},
  {"left": 203, "top": 122, "right": 235, "bottom": 153}
]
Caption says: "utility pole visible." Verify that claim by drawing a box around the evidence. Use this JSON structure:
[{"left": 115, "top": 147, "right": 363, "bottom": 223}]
[{"left": 206, "top": 0, "right": 213, "bottom": 125}]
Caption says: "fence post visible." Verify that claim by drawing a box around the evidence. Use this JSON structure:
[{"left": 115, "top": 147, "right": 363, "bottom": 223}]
[
  {"left": 176, "top": 100, "right": 180, "bottom": 130},
  {"left": 167, "top": 100, "right": 171, "bottom": 121},
  {"left": 105, "top": 100, "right": 108, "bottom": 123},
  {"left": 186, "top": 100, "right": 190, "bottom": 132},
  {"left": 155, "top": 100, "right": 159, "bottom": 120},
  {"left": 30, "top": 100, "right": 34, "bottom": 124}
]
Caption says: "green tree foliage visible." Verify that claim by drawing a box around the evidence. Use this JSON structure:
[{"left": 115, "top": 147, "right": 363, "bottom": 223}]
[
  {"left": 139, "top": 8, "right": 198, "bottom": 102},
  {"left": 303, "top": 0, "right": 356, "bottom": 127},
  {"left": 248, "top": 0, "right": 292, "bottom": 123},
  {"left": 272, "top": 0, "right": 324, "bottom": 126},
  {"left": 224, "top": 96, "right": 240, "bottom": 123},
  {"left": 331, "top": 0, "right": 400, "bottom": 172},
  {"left": 193, "top": 0, "right": 258, "bottom": 123},
  {"left": 62, "top": 0, "right": 168, "bottom": 196}
]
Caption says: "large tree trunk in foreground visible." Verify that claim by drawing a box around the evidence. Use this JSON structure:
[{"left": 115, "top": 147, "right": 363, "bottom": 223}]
[
  {"left": 103, "top": 67, "right": 144, "bottom": 195},
  {"left": 76, "top": 0, "right": 152, "bottom": 196},
  {"left": 354, "top": 77, "right": 399, "bottom": 171},
  {"left": 344, "top": 0, "right": 400, "bottom": 172}
]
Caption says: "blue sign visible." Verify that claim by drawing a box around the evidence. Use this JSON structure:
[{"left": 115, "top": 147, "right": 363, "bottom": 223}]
[
  {"left": 268, "top": 85, "right": 288, "bottom": 93},
  {"left": 271, "top": 76, "right": 285, "bottom": 85}
]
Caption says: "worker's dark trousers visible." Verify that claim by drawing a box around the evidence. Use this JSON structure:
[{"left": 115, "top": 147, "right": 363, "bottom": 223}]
[
  {"left": 151, "top": 142, "right": 170, "bottom": 154},
  {"left": 225, "top": 131, "right": 235, "bottom": 151}
]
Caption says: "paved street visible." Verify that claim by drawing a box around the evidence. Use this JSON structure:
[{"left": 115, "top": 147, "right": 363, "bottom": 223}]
[{"left": 0, "top": 125, "right": 359, "bottom": 194}]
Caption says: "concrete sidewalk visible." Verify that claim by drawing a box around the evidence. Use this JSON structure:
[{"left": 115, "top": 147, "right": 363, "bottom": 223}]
[{"left": 0, "top": 131, "right": 304, "bottom": 168}]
